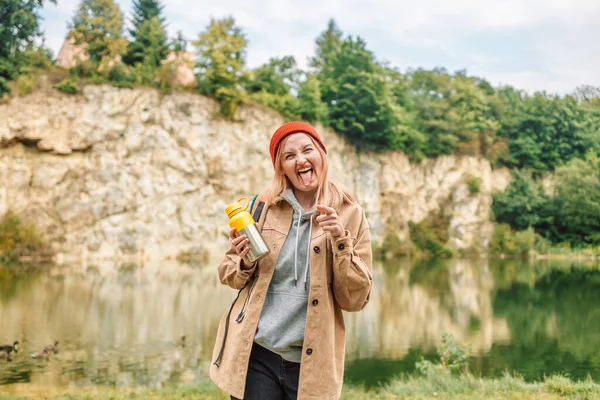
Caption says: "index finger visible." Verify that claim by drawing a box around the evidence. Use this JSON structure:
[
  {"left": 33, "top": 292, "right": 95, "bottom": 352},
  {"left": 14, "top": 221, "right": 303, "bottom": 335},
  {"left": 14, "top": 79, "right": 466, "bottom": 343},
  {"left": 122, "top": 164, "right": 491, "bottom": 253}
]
[
  {"left": 316, "top": 204, "right": 335, "bottom": 215},
  {"left": 229, "top": 227, "right": 237, "bottom": 239}
]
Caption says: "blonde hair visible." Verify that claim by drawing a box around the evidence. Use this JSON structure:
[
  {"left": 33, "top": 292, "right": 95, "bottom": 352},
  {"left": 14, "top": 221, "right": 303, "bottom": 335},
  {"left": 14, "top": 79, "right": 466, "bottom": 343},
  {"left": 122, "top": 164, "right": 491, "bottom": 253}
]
[{"left": 266, "top": 133, "right": 355, "bottom": 210}]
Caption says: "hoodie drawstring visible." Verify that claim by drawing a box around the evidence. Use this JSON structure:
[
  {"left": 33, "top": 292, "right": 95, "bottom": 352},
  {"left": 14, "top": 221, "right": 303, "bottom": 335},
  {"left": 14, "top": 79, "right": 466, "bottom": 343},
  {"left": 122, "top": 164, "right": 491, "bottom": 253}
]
[
  {"left": 293, "top": 209, "right": 313, "bottom": 290},
  {"left": 293, "top": 211, "right": 301, "bottom": 286}
]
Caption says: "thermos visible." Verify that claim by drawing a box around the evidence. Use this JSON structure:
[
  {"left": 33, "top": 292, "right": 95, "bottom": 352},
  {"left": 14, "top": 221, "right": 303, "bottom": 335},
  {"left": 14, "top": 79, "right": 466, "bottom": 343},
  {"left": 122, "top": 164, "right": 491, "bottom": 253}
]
[{"left": 225, "top": 197, "right": 270, "bottom": 263}]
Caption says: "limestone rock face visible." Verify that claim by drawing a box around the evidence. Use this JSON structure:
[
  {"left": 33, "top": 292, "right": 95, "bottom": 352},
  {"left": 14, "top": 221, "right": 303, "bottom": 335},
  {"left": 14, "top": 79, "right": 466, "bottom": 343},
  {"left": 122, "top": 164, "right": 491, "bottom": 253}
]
[{"left": 0, "top": 86, "right": 510, "bottom": 263}]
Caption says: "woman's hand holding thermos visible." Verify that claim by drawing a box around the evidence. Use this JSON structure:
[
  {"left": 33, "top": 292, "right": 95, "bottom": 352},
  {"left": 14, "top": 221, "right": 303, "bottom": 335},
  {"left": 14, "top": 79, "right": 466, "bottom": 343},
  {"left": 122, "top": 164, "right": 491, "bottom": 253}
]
[{"left": 229, "top": 227, "right": 254, "bottom": 270}]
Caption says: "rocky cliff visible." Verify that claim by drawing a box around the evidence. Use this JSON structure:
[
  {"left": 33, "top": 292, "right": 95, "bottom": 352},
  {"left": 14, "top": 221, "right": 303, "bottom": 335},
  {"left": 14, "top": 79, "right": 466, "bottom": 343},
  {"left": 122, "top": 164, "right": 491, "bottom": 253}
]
[{"left": 0, "top": 86, "right": 510, "bottom": 263}]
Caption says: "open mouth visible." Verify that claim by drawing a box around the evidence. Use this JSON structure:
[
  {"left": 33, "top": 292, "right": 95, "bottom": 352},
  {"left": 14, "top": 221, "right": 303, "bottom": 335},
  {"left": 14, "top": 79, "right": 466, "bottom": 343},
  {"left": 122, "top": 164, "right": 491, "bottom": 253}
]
[{"left": 297, "top": 167, "right": 314, "bottom": 186}]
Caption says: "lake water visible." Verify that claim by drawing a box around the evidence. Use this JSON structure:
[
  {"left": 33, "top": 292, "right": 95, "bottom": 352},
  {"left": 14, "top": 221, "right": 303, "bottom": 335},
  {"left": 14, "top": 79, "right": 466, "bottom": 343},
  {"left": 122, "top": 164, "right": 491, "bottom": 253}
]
[{"left": 1, "top": 257, "right": 599, "bottom": 393}]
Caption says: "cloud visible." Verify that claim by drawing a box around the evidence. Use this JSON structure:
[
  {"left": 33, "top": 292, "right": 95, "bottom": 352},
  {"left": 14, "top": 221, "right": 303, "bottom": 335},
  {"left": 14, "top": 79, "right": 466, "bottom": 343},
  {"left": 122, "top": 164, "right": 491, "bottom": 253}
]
[{"left": 39, "top": 0, "right": 600, "bottom": 94}]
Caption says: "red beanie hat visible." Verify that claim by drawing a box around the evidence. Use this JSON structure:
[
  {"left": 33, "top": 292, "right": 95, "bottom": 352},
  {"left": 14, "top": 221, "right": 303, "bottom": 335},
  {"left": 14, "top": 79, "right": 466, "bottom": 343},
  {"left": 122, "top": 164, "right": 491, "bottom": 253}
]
[{"left": 269, "top": 121, "right": 327, "bottom": 165}]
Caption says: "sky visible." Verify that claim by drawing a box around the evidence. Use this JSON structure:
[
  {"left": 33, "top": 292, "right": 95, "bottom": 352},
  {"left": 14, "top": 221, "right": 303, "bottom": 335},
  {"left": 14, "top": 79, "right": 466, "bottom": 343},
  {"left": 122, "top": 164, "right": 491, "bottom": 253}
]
[{"left": 39, "top": 0, "right": 600, "bottom": 96}]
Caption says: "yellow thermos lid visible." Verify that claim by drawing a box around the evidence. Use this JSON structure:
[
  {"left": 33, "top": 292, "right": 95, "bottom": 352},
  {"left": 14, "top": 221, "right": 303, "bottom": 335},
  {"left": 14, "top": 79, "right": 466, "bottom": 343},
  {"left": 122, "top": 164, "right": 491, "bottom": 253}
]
[{"left": 225, "top": 197, "right": 249, "bottom": 218}]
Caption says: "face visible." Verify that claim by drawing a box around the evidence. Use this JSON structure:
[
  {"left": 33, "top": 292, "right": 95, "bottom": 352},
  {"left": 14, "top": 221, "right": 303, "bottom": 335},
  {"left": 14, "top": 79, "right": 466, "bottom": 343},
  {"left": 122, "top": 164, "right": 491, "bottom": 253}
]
[{"left": 279, "top": 133, "right": 323, "bottom": 195}]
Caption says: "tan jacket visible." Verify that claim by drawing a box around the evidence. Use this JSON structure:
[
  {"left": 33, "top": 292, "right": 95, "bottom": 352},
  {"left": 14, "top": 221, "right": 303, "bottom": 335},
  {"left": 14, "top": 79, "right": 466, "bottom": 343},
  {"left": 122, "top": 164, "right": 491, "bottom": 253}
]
[{"left": 210, "top": 197, "right": 373, "bottom": 400}]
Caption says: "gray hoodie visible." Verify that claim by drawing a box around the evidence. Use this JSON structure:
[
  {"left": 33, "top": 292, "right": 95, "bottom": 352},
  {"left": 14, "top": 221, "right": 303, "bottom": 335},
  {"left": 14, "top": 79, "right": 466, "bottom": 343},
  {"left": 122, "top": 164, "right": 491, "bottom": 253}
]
[{"left": 253, "top": 189, "right": 314, "bottom": 362}]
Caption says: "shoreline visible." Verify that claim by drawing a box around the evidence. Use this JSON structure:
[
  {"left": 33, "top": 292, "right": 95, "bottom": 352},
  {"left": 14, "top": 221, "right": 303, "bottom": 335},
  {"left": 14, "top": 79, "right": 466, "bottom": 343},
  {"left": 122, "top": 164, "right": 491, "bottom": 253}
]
[{"left": 1, "top": 374, "right": 598, "bottom": 399}]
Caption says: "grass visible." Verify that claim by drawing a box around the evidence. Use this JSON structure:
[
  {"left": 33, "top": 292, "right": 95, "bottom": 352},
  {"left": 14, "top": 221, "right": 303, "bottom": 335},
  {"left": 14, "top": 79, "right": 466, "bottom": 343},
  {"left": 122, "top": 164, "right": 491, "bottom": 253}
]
[{"left": 1, "top": 374, "right": 599, "bottom": 399}]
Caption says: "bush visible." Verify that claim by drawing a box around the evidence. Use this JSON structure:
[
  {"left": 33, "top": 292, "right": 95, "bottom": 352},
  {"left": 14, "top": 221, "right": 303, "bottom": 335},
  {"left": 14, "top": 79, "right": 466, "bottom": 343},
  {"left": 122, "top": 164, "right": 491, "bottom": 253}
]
[
  {"left": 250, "top": 91, "right": 301, "bottom": 121},
  {"left": 86, "top": 72, "right": 109, "bottom": 85},
  {"left": 467, "top": 177, "right": 480, "bottom": 195},
  {"left": 108, "top": 65, "right": 135, "bottom": 89},
  {"left": 490, "top": 224, "right": 543, "bottom": 257},
  {"left": 132, "top": 61, "right": 157, "bottom": 87},
  {"left": 23, "top": 47, "right": 55, "bottom": 70},
  {"left": 514, "top": 227, "right": 536, "bottom": 256},
  {"left": 16, "top": 74, "right": 36, "bottom": 96},
  {"left": 155, "top": 62, "right": 175, "bottom": 92},
  {"left": 54, "top": 78, "right": 79, "bottom": 94},
  {"left": 416, "top": 333, "right": 471, "bottom": 376},
  {"left": 215, "top": 86, "right": 245, "bottom": 119},
  {"left": 0, "top": 76, "right": 11, "bottom": 97},
  {"left": 489, "top": 223, "right": 516, "bottom": 255},
  {"left": 534, "top": 234, "right": 552, "bottom": 254},
  {"left": 69, "top": 61, "right": 95, "bottom": 79},
  {"left": 0, "top": 211, "right": 48, "bottom": 264},
  {"left": 409, "top": 212, "right": 453, "bottom": 258}
]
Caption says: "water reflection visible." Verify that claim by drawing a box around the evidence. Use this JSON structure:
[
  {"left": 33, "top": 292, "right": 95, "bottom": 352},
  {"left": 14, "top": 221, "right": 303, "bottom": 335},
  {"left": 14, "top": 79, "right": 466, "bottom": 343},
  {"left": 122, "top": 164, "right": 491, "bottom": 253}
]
[
  {"left": 345, "top": 258, "right": 510, "bottom": 363},
  {"left": 0, "top": 260, "right": 226, "bottom": 389},
  {"left": 1, "top": 257, "right": 600, "bottom": 391}
]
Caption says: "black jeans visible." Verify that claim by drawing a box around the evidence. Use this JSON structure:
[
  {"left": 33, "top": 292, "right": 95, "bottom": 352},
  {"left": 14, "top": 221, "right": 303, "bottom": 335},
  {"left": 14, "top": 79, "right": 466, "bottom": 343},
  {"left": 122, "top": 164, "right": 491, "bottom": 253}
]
[{"left": 232, "top": 343, "right": 301, "bottom": 400}]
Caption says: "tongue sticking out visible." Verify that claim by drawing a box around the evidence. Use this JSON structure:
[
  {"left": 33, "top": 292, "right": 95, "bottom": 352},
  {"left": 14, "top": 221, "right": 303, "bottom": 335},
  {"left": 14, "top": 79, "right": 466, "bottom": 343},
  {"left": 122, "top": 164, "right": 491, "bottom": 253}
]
[{"left": 299, "top": 170, "right": 313, "bottom": 187}]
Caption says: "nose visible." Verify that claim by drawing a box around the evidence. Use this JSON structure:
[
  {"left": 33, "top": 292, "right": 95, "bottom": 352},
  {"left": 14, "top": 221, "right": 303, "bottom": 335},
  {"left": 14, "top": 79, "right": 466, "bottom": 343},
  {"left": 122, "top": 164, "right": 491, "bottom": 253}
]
[{"left": 296, "top": 154, "right": 307, "bottom": 165}]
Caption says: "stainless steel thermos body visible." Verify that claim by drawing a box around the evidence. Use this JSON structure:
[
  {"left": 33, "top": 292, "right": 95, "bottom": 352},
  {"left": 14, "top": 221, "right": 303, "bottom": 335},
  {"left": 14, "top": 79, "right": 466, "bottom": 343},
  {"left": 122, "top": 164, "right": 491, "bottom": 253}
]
[{"left": 239, "top": 224, "right": 270, "bottom": 262}]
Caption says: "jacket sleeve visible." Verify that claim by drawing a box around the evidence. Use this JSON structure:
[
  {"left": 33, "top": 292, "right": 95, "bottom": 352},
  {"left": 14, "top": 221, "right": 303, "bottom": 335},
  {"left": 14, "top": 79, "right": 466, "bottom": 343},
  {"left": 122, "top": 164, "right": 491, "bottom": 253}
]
[
  {"left": 331, "top": 205, "right": 373, "bottom": 312},
  {"left": 217, "top": 245, "right": 257, "bottom": 290}
]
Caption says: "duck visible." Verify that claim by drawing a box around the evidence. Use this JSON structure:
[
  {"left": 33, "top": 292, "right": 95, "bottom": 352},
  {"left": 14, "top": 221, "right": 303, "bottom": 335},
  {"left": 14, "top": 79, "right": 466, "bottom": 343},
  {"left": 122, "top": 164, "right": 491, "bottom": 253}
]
[
  {"left": 46, "top": 341, "right": 59, "bottom": 353},
  {"left": 0, "top": 341, "right": 19, "bottom": 353},
  {"left": 0, "top": 351, "right": 12, "bottom": 361},
  {"left": 31, "top": 347, "right": 50, "bottom": 359},
  {"left": 172, "top": 335, "right": 186, "bottom": 347}
]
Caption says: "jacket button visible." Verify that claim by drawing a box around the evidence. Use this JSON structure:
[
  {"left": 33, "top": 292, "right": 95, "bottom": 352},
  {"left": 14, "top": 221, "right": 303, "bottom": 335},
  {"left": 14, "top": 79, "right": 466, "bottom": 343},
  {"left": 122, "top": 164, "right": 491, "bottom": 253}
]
[
  {"left": 313, "top": 246, "right": 320, "bottom": 253},
  {"left": 306, "top": 348, "right": 313, "bottom": 355},
  {"left": 312, "top": 299, "right": 318, "bottom": 306},
  {"left": 338, "top": 243, "right": 345, "bottom": 250}
]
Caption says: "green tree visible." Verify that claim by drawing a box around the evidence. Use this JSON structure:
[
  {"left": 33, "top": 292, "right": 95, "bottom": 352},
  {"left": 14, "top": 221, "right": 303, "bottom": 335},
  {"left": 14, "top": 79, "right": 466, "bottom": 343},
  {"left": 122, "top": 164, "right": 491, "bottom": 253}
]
[
  {"left": 0, "top": 0, "right": 55, "bottom": 95},
  {"left": 193, "top": 17, "right": 247, "bottom": 118},
  {"left": 122, "top": 16, "right": 168, "bottom": 73},
  {"left": 551, "top": 151, "right": 600, "bottom": 245},
  {"left": 450, "top": 74, "right": 500, "bottom": 156},
  {"left": 249, "top": 91, "right": 301, "bottom": 121},
  {"left": 498, "top": 93, "right": 600, "bottom": 173},
  {"left": 382, "top": 64, "right": 415, "bottom": 111},
  {"left": 298, "top": 73, "right": 327, "bottom": 123},
  {"left": 246, "top": 56, "right": 300, "bottom": 96},
  {"left": 408, "top": 68, "right": 457, "bottom": 156},
  {"left": 310, "top": 19, "right": 343, "bottom": 72},
  {"left": 123, "top": 0, "right": 168, "bottom": 67},
  {"left": 245, "top": 56, "right": 303, "bottom": 121},
  {"left": 70, "top": 0, "right": 128, "bottom": 66},
  {"left": 171, "top": 30, "right": 187, "bottom": 52},
  {"left": 492, "top": 170, "right": 551, "bottom": 232},
  {"left": 408, "top": 69, "right": 500, "bottom": 157},
  {"left": 128, "top": 0, "right": 165, "bottom": 37},
  {"left": 311, "top": 19, "right": 343, "bottom": 110},
  {"left": 321, "top": 36, "right": 424, "bottom": 153}
]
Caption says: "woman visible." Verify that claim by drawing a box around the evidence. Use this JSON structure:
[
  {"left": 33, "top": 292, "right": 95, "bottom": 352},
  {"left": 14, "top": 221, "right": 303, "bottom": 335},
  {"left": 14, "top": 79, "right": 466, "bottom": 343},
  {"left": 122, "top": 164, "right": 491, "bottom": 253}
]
[{"left": 210, "top": 121, "right": 373, "bottom": 400}]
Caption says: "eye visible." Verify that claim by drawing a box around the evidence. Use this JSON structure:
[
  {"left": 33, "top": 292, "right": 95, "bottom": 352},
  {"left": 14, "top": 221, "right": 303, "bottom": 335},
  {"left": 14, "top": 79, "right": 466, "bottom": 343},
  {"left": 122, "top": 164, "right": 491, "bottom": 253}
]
[
  {"left": 285, "top": 154, "right": 294, "bottom": 160},
  {"left": 303, "top": 147, "right": 314, "bottom": 153}
]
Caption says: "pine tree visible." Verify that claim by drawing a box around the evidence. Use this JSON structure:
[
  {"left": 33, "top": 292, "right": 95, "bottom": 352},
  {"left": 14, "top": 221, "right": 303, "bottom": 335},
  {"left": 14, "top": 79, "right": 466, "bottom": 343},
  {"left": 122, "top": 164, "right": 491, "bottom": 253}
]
[
  {"left": 309, "top": 19, "right": 343, "bottom": 72},
  {"left": 123, "top": 0, "right": 168, "bottom": 67},
  {"left": 123, "top": 16, "right": 168, "bottom": 68},
  {"left": 171, "top": 31, "right": 187, "bottom": 53},
  {"left": 310, "top": 19, "right": 343, "bottom": 118},
  {"left": 129, "top": 0, "right": 165, "bottom": 38}
]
